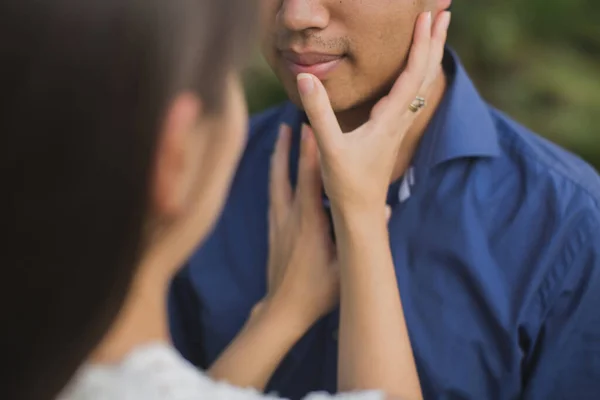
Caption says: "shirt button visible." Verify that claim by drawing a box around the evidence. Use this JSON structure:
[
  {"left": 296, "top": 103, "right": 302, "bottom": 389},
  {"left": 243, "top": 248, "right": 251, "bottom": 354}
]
[{"left": 332, "top": 329, "right": 339, "bottom": 341}]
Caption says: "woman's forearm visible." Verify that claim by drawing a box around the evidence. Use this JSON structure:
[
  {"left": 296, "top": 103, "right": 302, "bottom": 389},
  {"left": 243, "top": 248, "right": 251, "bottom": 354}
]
[
  {"left": 332, "top": 207, "right": 422, "bottom": 400},
  {"left": 207, "top": 301, "right": 307, "bottom": 391}
]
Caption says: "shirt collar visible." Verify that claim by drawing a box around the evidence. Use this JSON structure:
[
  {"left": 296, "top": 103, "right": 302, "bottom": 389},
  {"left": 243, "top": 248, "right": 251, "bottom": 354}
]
[{"left": 278, "top": 47, "right": 501, "bottom": 175}]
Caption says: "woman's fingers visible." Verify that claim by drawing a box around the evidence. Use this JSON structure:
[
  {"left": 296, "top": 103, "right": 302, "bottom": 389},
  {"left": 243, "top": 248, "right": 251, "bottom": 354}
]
[
  {"left": 269, "top": 122, "right": 323, "bottom": 229},
  {"left": 269, "top": 124, "right": 293, "bottom": 226},
  {"left": 422, "top": 11, "right": 451, "bottom": 93},
  {"left": 298, "top": 10, "right": 447, "bottom": 146},
  {"left": 268, "top": 126, "right": 292, "bottom": 290},
  {"left": 375, "top": 11, "right": 433, "bottom": 128},
  {"left": 296, "top": 124, "right": 324, "bottom": 216},
  {"left": 297, "top": 73, "right": 342, "bottom": 151},
  {"left": 385, "top": 205, "right": 392, "bottom": 222}
]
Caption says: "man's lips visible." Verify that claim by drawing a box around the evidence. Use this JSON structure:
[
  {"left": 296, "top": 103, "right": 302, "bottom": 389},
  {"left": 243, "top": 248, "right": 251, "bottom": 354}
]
[
  {"left": 282, "top": 51, "right": 342, "bottom": 65},
  {"left": 280, "top": 51, "right": 344, "bottom": 79}
]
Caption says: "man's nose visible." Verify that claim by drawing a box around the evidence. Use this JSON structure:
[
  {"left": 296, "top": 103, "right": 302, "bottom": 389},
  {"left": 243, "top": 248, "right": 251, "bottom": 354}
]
[{"left": 277, "top": 0, "right": 329, "bottom": 32}]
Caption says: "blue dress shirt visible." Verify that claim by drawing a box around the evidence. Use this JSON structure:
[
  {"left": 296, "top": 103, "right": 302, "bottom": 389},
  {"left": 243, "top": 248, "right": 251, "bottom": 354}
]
[{"left": 169, "top": 49, "right": 600, "bottom": 400}]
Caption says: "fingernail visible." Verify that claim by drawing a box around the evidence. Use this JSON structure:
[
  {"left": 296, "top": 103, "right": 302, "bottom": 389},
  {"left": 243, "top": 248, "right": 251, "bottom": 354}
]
[
  {"left": 279, "top": 124, "right": 289, "bottom": 139},
  {"left": 441, "top": 11, "right": 451, "bottom": 31},
  {"left": 426, "top": 11, "right": 432, "bottom": 27},
  {"left": 297, "top": 73, "right": 314, "bottom": 95},
  {"left": 301, "top": 124, "right": 313, "bottom": 141}
]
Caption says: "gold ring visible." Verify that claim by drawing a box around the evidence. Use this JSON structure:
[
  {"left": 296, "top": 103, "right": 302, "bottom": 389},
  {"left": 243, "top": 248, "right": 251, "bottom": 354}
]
[{"left": 408, "top": 96, "right": 426, "bottom": 113}]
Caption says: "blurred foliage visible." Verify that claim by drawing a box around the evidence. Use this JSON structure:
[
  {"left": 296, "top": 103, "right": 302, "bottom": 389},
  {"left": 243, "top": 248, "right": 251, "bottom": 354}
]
[{"left": 243, "top": 0, "right": 600, "bottom": 168}]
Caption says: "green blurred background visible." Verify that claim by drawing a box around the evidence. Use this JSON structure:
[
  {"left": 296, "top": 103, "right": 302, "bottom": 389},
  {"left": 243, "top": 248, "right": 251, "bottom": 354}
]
[{"left": 242, "top": 0, "right": 600, "bottom": 169}]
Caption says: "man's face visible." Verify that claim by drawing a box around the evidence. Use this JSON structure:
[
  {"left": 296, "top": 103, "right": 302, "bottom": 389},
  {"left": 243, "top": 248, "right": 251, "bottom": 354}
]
[{"left": 260, "top": 0, "right": 438, "bottom": 112}]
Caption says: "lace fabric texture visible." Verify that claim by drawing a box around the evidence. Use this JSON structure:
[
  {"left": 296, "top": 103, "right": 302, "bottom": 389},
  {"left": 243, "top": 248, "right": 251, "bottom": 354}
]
[{"left": 58, "top": 343, "right": 385, "bottom": 400}]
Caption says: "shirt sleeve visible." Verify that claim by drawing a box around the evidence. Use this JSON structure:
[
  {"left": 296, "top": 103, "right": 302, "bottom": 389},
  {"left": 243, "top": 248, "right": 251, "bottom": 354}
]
[
  {"left": 168, "top": 265, "right": 207, "bottom": 369},
  {"left": 58, "top": 343, "right": 385, "bottom": 400},
  {"left": 522, "top": 215, "right": 600, "bottom": 400}
]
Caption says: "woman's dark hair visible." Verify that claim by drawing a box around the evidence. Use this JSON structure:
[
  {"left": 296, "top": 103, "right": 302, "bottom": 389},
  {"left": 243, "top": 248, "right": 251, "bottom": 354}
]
[{"left": 0, "top": 1, "right": 255, "bottom": 398}]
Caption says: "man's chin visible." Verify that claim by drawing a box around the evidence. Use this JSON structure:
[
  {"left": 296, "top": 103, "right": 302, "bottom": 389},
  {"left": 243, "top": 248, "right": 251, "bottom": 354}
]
[{"left": 283, "top": 84, "right": 357, "bottom": 114}]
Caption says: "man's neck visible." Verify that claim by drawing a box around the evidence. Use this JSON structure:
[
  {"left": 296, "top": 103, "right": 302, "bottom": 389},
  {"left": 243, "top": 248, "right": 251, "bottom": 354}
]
[{"left": 335, "top": 68, "right": 447, "bottom": 183}]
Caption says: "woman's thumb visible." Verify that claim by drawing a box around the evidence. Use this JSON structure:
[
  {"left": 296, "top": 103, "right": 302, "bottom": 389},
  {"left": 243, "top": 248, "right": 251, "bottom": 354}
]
[{"left": 297, "top": 73, "right": 342, "bottom": 151}]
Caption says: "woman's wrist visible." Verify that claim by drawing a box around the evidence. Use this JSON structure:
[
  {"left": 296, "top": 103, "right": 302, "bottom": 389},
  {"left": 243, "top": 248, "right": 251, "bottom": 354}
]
[
  {"left": 330, "top": 203, "right": 389, "bottom": 243},
  {"left": 328, "top": 194, "right": 387, "bottom": 218},
  {"left": 249, "top": 296, "right": 313, "bottom": 341}
]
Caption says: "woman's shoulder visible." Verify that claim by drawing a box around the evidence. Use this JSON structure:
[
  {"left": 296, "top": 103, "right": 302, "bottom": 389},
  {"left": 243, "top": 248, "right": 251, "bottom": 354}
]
[{"left": 58, "top": 343, "right": 384, "bottom": 400}]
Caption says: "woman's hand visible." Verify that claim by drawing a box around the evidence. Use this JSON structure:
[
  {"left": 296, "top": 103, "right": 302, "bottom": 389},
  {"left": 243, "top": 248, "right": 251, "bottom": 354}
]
[
  {"left": 264, "top": 123, "right": 339, "bottom": 328},
  {"left": 209, "top": 125, "right": 344, "bottom": 389},
  {"left": 208, "top": 128, "right": 338, "bottom": 389},
  {"left": 297, "top": 11, "right": 449, "bottom": 216},
  {"left": 294, "top": 11, "right": 451, "bottom": 400}
]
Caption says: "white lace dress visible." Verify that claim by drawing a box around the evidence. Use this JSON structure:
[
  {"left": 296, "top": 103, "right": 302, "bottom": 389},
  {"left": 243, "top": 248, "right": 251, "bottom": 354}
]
[{"left": 58, "top": 343, "right": 384, "bottom": 400}]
